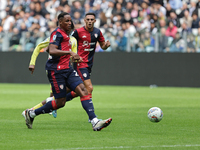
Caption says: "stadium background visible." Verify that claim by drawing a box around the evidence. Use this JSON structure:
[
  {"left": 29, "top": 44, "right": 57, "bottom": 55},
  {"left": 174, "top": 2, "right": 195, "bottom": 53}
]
[
  {"left": 1, "top": 0, "right": 200, "bottom": 87},
  {"left": 0, "top": 52, "right": 200, "bottom": 87}
]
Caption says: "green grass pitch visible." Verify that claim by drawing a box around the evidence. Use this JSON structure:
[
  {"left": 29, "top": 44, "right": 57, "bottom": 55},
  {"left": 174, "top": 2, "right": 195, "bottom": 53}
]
[{"left": 0, "top": 83, "right": 200, "bottom": 150}]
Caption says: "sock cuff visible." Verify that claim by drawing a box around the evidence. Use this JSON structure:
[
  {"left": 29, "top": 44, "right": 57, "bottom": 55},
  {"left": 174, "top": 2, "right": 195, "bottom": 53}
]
[
  {"left": 80, "top": 95, "right": 90, "bottom": 101},
  {"left": 51, "top": 100, "right": 57, "bottom": 109},
  {"left": 71, "top": 91, "right": 77, "bottom": 98}
]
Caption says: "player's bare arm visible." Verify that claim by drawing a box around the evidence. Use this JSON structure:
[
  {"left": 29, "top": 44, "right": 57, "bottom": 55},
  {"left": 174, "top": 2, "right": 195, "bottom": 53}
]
[
  {"left": 100, "top": 40, "right": 111, "bottom": 50},
  {"left": 49, "top": 44, "right": 82, "bottom": 62},
  {"left": 49, "top": 44, "right": 73, "bottom": 56}
]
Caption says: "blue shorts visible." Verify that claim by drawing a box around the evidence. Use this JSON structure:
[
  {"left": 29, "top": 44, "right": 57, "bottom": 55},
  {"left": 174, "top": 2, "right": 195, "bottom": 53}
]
[
  {"left": 46, "top": 67, "right": 83, "bottom": 99},
  {"left": 75, "top": 67, "right": 91, "bottom": 81}
]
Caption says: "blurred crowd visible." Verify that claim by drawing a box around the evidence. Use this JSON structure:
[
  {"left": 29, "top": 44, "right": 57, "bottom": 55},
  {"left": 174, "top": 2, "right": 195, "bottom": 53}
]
[{"left": 1, "top": 0, "right": 200, "bottom": 52}]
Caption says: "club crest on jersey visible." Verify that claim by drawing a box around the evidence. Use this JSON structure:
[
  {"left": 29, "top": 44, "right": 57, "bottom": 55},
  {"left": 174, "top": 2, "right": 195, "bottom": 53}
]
[
  {"left": 94, "top": 34, "right": 98, "bottom": 38},
  {"left": 60, "top": 84, "right": 64, "bottom": 90},
  {"left": 83, "top": 73, "right": 87, "bottom": 78}
]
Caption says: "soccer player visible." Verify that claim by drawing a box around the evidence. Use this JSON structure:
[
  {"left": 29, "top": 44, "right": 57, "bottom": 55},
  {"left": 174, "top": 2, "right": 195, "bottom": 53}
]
[
  {"left": 22, "top": 20, "right": 77, "bottom": 118},
  {"left": 24, "top": 12, "right": 112, "bottom": 131},
  {"left": 69, "top": 12, "right": 111, "bottom": 112}
]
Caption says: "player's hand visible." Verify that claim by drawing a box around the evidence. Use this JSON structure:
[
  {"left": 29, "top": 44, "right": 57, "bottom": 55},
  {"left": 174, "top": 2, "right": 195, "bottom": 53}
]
[
  {"left": 101, "top": 40, "right": 111, "bottom": 50},
  {"left": 70, "top": 52, "right": 81, "bottom": 62},
  {"left": 46, "top": 46, "right": 50, "bottom": 53},
  {"left": 105, "top": 40, "right": 111, "bottom": 48},
  {"left": 29, "top": 65, "right": 35, "bottom": 74}
]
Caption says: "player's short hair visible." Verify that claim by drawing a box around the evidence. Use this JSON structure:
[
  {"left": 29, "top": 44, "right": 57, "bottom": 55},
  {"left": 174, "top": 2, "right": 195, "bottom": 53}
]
[
  {"left": 58, "top": 12, "right": 70, "bottom": 20},
  {"left": 71, "top": 21, "right": 74, "bottom": 30},
  {"left": 85, "top": 12, "right": 96, "bottom": 18}
]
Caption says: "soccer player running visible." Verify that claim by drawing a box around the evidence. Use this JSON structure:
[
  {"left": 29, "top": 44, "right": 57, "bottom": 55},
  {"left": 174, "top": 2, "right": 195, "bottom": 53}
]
[
  {"left": 22, "top": 21, "right": 77, "bottom": 118},
  {"left": 24, "top": 12, "right": 112, "bottom": 131},
  {"left": 66, "top": 13, "right": 111, "bottom": 116}
]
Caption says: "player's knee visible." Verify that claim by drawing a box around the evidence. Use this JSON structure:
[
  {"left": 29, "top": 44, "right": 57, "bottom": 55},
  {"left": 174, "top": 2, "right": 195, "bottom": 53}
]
[
  {"left": 87, "top": 85, "right": 93, "bottom": 93},
  {"left": 55, "top": 98, "right": 66, "bottom": 108}
]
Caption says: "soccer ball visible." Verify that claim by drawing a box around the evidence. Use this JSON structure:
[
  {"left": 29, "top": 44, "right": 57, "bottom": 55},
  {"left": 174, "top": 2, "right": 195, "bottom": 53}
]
[{"left": 147, "top": 107, "right": 163, "bottom": 122}]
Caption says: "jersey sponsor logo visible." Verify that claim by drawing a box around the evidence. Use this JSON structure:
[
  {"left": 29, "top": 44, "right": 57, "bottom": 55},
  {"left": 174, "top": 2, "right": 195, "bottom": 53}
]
[
  {"left": 94, "top": 33, "right": 98, "bottom": 38},
  {"left": 90, "top": 42, "right": 95, "bottom": 45},
  {"left": 82, "top": 35, "right": 87, "bottom": 38},
  {"left": 84, "top": 48, "right": 94, "bottom": 51},
  {"left": 83, "top": 41, "right": 89, "bottom": 46}
]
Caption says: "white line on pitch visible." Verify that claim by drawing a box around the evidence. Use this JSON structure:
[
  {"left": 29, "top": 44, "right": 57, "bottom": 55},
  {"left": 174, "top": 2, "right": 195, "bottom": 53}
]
[{"left": 43, "top": 144, "right": 200, "bottom": 150}]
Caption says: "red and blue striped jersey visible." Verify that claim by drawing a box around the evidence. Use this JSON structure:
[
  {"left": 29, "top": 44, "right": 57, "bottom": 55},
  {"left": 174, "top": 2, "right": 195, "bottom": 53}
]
[
  {"left": 46, "top": 27, "right": 72, "bottom": 71},
  {"left": 72, "top": 26, "right": 105, "bottom": 69}
]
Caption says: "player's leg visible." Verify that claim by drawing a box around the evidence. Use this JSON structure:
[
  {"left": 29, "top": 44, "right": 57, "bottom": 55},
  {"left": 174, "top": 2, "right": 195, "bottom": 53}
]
[
  {"left": 74, "top": 83, "right": 112, "bottom": 131},
  {"left": 76, "top": 68, "right": 102, "bottom": 122},
  {"left": 24, "top": 70, "right": 68, "bottom": 129},
  {"left": 68, "top": 69, "right": 111, "bottom": 131}
]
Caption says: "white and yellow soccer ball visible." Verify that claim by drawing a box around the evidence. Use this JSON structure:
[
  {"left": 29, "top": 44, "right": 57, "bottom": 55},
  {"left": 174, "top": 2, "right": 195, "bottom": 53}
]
[{"left": 147, "top": 107, "right": 163, "bottom": 122}]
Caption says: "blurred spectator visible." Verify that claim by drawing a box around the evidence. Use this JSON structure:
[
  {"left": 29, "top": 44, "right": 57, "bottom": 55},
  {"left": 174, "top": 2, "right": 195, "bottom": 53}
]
[
  {"left": 2, "top": 12, "right": 15, "bottom": 32},
  {"left": 60, "top": 0, "right": 68, "bottom": 6},
  {"left": 165, "top": 21, "right": 178, "bottom": 38},
  {"left": 189, "top": 0, "right": 197, "bottom": 16},
  {"left": 121, "top": 12, "right": 133, "bottom": 24},
  {"left": 105, "top": 0, "right": 115, "bottom": 21},
  {"left": 115, "top": 30, "right": 127, "bottom": 51},
  {"left": 150, "top": 0, "right": 164, "bottom": 6},
  {"left": 46, "top": 0, "right": 60, "bottom": 20},
  {"left": 165, "top": 3, "right": 175, "bottom": 19},
  {"left": 84, "top": 3, "right": 94, "bottom": 15},
  {"left": 150, "top": 19, "right": 158, "bottom": 35},
  {"left": 34, "top": 1, "right": 48, "bottom": 18},
  {"left": 180, "top": 10, "right": 193, "bottom": 27},
  {"left": 71, "top": 1, "right": 85, "bottom": 19},
  {"left": 72, "top": 11, "right": 82, "bottom": 29},
  {"left": 180, "top": 22, "right": 192, "bottom": 37},
  {"left": 168, "top": 11, "right": 181, "bottom": 28},
  {"left": 191, "top": 13, "right": 200, "bottom": 29},
  {"left": 195, "top": 28, "right": 200, "bottom": 52},
  {"left": 62, "top": 4, "right": 71, "bottom": 14},
  {"left": 169, "top": 32, "right": 184, "bottom": 52},
  {"left": 158, "top": 19, "right": 166, "bottom": 30},
  {"left": 0, "top": 0, "right": 8, "bottom": 20},
  {"left": 130, "top": 3, "right": 139, "bottom": 18},
  {"left": 112, "top": 3, "right": 124, "bottom": 17},
  {"left": 112, "top": 21, "right": 122, "bottom": 36},
  {"left": 168, "top": 0, "right": 182, "bottom": 10},
  {"left": 102, "top": 30, "right": 116, "bottom": 52},
  {"left": 132, "top": 32, "right": 140, "bottom": 51},
  {"left": 33, "top": 14, "right": 47, "bottom": 32},
  {"left": 143, "top": 31, "right": 154, "bottom": 52},
  {"left": 98, "top": 12, "right": 107, "bottom": 28},
  {"left": 141, "top": 1, "right": 151, "bottom": 17},
  {"left": 187, "top": 35, "right": 196, "bottom": 52},
  {"left": 158, "top": 27, "right": 169, "bottom": 52},
  {"left": 1, "top": 0, "right": 200, "bottom": 53},
  {"left": 125, "top": 2, "right": 133, "bottom": 13},
  {"left": 100, "top": 0, "right": 109, "bottom": 13},
  {"left": 9, "top": 28, "right": 21, "bottom": 51},
  {"left": 177, "top": 2, "right": 189, "bottom": 18},
  {"left": 92, "top": 3, "right": 102, "bottom": 18}
]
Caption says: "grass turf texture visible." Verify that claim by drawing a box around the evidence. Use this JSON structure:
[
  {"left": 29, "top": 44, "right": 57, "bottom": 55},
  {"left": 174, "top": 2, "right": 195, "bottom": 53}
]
[{"left": 0, "top": 83, "right": 200, "bottom": 150}]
